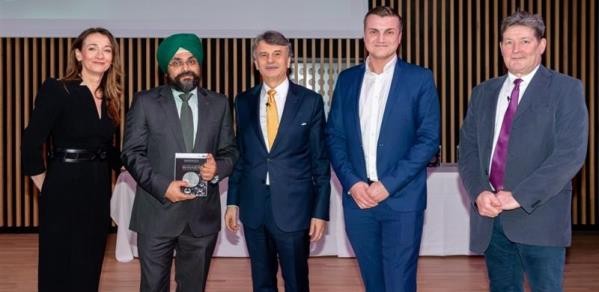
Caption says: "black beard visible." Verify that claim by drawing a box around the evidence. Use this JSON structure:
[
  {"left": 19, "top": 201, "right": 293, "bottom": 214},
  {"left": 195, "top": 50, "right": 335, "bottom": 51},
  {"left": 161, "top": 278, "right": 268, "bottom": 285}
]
[{"left": 167, "top": 71, "right": 200, "bottom": 93}]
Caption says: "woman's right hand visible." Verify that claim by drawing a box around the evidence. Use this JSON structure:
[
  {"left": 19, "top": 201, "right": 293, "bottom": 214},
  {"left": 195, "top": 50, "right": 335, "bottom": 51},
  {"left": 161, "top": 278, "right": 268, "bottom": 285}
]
[{"left": 31, "top": 173, "right": 46, "bottom": 192}]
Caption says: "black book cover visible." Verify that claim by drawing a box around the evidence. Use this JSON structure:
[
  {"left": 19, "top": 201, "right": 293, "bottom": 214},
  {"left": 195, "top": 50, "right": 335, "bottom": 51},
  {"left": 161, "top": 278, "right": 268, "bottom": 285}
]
[{"left": 174, "top": 153, "right": 208, "bottom": 197}]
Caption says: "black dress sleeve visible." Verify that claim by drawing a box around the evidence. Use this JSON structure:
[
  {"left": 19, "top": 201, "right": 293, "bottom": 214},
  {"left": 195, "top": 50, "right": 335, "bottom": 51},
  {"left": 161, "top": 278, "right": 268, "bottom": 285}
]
[
  {"left": 22, "top": 78, "right": 65, "bottom": 176},
  {"left": 108, "top": 144, "right": 123, "bottom": 172}
]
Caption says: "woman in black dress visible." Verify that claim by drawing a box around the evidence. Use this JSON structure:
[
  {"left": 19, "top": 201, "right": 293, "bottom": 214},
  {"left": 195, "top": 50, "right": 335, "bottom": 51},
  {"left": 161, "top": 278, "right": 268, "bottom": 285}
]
[{"left": 22, "top": 27, "right": 123, "bottom": 292}]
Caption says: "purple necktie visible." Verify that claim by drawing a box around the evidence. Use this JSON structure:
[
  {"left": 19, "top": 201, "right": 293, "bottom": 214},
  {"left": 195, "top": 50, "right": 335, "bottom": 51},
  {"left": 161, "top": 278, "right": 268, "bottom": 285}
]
[{"left": 489, "top": 78, "right": 522, "bottom": 191}]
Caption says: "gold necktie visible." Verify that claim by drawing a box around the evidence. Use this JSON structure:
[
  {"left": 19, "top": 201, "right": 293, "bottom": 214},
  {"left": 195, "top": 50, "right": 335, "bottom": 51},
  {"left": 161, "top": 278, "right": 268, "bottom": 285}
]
[{"left": 266, "top": 89, "right": 279, "bottom": 149}]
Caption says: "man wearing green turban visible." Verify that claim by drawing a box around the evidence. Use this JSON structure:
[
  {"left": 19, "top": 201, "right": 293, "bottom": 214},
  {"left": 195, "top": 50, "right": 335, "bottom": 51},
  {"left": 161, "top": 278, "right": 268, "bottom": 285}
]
[
  {"left": 156, "top": 33, "right": 204, "bottom": 74},
  {"left": 122, "top": 33, "right": 238, "bottom": 292},
  {"left": 157, "top": 33, "right": 205, "bottom": 94}
]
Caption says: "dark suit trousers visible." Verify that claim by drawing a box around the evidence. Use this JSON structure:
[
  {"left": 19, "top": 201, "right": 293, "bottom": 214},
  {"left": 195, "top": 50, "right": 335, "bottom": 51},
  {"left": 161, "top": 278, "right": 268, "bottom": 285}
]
[
  {"left": 484, "top": 218, "right": 565, "bottom": 292},
  {"left": 137, "top": 225, "right": 218, "bottom": 292},
  {"left": 243, "top": 190, "right": 310, "bottom": 292},
  {"left": 344, "top": 204, "right": 424, "bottom": 292}
]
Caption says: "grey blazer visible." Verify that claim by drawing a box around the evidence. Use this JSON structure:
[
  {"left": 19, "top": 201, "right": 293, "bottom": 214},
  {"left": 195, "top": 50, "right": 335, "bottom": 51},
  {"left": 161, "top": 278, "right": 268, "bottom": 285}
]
[
  {"left": 121, "top": 85, "right": 238, "bottom": 237},
  {"left": 458, "top": 65, "right": 588, "bottom": 253}
]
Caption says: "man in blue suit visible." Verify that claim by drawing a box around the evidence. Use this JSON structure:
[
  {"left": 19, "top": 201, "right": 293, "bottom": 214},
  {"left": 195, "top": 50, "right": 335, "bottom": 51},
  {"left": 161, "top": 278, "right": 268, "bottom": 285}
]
[
  {"left": 458, "top": 11, "right": 588, "bottom": 291},
  {"left": 225, "top": 30, "right": 330, "bottom": 292},
  {"left": 326, "top": 6, "right": 440, "bottom": 292}
]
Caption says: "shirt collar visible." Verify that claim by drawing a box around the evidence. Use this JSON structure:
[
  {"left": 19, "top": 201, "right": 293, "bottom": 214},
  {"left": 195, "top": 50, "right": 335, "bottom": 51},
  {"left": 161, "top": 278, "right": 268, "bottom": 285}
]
[
  {"left": 507, "top": 65, "right": 540, "bottom": 85},
  {"left": 171, "top": 87, "right": 198, "bottom": 101},
  {"left": 365, "top": 55, "right": 397, "bottom": 76},
  {"left": 262, "top": 78, "right": 290, "bottom": 96}
]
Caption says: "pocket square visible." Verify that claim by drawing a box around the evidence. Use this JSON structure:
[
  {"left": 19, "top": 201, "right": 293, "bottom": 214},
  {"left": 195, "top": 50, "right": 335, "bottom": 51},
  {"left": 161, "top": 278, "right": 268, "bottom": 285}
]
[{"left": 300, "top": 122, "right": 307, "bottom": 126}]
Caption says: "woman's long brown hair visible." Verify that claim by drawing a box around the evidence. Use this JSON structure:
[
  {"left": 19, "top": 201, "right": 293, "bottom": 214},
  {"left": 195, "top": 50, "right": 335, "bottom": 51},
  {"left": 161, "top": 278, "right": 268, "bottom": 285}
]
[{"left": 63, "top": 27, "right": 124, "bottom": 126}]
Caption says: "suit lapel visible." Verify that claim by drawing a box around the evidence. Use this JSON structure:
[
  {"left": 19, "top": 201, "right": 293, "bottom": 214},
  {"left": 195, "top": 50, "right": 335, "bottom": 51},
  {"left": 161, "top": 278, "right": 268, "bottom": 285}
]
[
  {"left": 347, "top": 64, "right": 367, "bottom": 175},
  {"left": 378, "top": 60, "right": 402, "bottom": 140},
  {"left": 193, "top": 88, "right": 211, "bottom": 152},
  {"left": 480, "top": 77, "right": 506, "bottom": 167},
  {"left": 248, "top": 85, "right": 268, "bottom": 151},
  {"left": 512, "top": 65, "right": 551, "bottom": 123},
  {"left": 271, "top": 82, "right": 302, "bottom": 151},
  {"left": 158, "top": 86, "right": 186, "bottom": 152},
  {"left": 352, "top": 65, "right": 366, "bottom": 148}
]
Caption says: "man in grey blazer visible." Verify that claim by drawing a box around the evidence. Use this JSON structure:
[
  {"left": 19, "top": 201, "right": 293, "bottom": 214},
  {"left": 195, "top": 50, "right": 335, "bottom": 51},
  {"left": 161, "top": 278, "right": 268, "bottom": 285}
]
[
  {"left": 121, "top": 33, "right": 237, "bottom": 292},
  {"left": 458, "top": 11, "right": 588, "bottom": 292}
]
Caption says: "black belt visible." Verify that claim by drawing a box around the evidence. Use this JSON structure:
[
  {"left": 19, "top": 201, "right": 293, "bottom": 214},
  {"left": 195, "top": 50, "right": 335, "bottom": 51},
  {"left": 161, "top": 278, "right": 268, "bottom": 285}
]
[{"left": 49, "top": 148, "right": 108, "bottom": 163}]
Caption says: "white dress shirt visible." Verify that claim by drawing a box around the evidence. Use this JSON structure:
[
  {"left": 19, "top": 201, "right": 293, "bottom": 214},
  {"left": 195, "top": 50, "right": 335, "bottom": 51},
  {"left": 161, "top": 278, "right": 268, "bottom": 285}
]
[
  {"left": 488, "top": 65, "right": 539, "bottom": 172},
  {"left": 359, "top": 55, "right": 397, "bottom": 181},
  {"left": 259, "top": 79, "right": 289, "bottom": 185}
]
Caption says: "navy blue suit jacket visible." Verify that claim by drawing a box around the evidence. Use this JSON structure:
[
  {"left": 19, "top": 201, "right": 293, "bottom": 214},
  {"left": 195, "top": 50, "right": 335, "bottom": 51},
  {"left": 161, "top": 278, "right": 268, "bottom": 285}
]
[
  {"left": 326, "top": 59, "right": 440, "bottom": 211},
  {"left": 227, "top": 82, "right": 330, "bottom": 232}
]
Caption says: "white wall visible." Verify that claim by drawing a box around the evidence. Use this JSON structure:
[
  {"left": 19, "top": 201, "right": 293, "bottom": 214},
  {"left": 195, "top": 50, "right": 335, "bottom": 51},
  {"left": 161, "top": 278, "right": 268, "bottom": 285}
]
[{"left": 0, "top": 0, "right": 367, "bottom": 38}]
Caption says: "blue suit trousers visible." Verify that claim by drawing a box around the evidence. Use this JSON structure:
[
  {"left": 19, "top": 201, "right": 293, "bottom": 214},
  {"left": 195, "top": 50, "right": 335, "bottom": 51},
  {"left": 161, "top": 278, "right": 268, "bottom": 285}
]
[
  {"left": 344, "top": 204, "right": 424, "bottom": 292},
  {"left": 243, "top": 190, "right": 310, "bottom": 292}
]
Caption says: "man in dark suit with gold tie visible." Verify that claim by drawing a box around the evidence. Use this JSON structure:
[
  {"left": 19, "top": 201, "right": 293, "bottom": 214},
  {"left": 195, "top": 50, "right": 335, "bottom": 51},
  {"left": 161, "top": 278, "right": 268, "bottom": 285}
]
[
  {"left": 459, "top": 11, "right": 588, "bottom": 291},
  {"left": 225, "top": 30, "right": 330, "bottom": 292}
]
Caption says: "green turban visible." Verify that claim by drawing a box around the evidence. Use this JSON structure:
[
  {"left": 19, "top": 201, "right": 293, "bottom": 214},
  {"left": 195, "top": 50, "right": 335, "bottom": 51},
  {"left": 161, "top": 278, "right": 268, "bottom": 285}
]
[{"left": 156, "top": 33, "right": 204, "bottom": 72}]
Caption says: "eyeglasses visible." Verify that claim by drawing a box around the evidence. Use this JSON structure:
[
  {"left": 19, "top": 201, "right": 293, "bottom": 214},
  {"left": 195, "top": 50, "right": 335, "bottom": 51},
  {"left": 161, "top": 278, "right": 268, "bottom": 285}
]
[{"left": 168, "top": 58, "right": 198, "bottom": 68}]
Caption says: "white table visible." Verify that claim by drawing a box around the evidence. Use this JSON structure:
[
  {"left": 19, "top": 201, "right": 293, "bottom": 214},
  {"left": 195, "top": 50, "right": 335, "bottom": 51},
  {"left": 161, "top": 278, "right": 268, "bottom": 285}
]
[{"left": 110, "top": 165, "right": 473, "bottom": 262}]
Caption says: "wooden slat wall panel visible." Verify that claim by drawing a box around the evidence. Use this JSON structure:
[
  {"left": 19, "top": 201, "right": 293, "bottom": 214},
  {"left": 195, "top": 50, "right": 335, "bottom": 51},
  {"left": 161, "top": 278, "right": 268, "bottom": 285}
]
[
  {"left": 6, "top": 38, "right": 14, "bottom": 229},
  {"left": 0, "top": 0, "right": 596, "bottom": 230}
]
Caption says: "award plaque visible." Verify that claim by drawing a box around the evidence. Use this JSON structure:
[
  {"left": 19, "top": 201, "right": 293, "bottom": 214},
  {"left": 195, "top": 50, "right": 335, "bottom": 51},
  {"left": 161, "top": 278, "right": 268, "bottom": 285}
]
[{"left": 174, "top": 153, "right": 208, "bottom": 197}]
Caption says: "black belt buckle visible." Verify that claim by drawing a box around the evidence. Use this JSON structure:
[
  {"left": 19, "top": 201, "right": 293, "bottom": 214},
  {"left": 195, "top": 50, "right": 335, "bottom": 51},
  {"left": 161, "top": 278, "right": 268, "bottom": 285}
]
[
  {"left": 51, "top": 148, "right": 108, "bottom": 163},
  {"left": 97, "top": 149, "right": 108, "bottom": 160},
  {"left": 64, "top": 151, "right": 80, "bottom": 163}
]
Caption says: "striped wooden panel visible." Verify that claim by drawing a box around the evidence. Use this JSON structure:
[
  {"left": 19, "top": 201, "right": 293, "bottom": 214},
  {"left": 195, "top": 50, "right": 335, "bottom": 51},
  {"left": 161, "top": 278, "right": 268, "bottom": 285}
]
[{"left": 0, "top": 0, "right": 596, "bottom": 230}]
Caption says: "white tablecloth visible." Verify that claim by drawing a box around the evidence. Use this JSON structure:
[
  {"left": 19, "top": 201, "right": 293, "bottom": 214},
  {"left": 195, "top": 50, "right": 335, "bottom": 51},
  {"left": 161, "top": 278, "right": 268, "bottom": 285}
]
[{"left": 110, "top": 165, "right": 473, "bottom": 262}]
